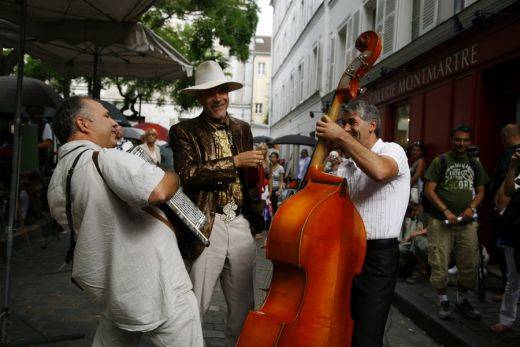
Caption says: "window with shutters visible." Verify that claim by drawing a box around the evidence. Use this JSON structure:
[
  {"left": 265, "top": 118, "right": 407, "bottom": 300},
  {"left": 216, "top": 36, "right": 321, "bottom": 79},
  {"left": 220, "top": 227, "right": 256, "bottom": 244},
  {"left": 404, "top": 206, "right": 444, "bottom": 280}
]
[
  {"left": 336, "top": 26, "right": 347, "bottom": 86},
  {"left": 375, "top": 0, "right": 397, "bottom": 58},
  {"left": 301, "top": 0, "right": 306, "bottom": 26},
  {"left": 304, "top": 55, "right": 310, "bottom": 98},
  {"left": 289, "top": 74, "right": 294, "bottom": 110},
  {"left": 345, "top": 10, "right": 361, "bottom": 66},
  {"left": 363, "top": 0, "right": 377, "bottom": 30},
  {"left": 282, "top": 84, "right": 286, "bottom": 115},
  {"left": 312, "top": 45, "right": 319, "bottom": 92},
  {"left": 412, "top": 0, "right": 421, "bottom": 39},
  {"left": 418, "top": 0, "right": 439, "bottom": 36},
  {"left": 257, "top": 62, "right": 265, "bottom": 75},
  {"left": 327, "top": 36, "right": 335, "bottom": 91},
  {"left": 298, "top": 63, "right": 304, "bottom": 102},
  {"left": 316, "top": 44, "right": 323, "bottom": 92}
]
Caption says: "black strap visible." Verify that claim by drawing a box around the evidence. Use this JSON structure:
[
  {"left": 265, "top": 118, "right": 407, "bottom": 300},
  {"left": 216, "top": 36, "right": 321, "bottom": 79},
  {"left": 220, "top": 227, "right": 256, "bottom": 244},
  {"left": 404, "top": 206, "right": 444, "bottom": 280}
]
[
  {"left": 439, "top": 154, "right": 447, "bottom": 184},
  {"left": 65, "top": 148, "right": 91, "bottom": 267},
  {"left": 60, "top": 144, "right": 86, "bottom": 159}
]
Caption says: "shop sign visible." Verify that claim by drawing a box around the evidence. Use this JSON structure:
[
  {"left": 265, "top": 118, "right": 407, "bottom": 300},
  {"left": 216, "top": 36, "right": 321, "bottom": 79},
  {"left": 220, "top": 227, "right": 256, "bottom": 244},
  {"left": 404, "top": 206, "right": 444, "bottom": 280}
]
[{"left": 367, "top": 43, "right": 479, "bottom": 104}]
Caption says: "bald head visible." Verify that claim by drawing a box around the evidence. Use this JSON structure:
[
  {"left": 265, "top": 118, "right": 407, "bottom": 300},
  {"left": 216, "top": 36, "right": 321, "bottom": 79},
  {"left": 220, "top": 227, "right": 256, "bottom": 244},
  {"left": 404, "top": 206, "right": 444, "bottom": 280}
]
[{"left": 501, "top": 124, "right": 520, "bottom": 147}]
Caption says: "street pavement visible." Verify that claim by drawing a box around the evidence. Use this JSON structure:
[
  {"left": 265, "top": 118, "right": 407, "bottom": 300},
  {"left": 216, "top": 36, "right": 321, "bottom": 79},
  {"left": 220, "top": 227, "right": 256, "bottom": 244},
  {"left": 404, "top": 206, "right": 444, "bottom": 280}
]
[
  {"left": 1, "top": 226, "right": 440, "bottom": 346},
  {"left": 393, "top": 268, "right": 520, "bottom": 347}
]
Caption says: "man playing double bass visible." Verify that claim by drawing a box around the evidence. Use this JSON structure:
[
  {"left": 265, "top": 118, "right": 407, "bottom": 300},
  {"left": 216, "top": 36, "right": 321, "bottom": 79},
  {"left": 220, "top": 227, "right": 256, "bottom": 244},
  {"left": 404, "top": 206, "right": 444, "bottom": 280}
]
[{"left": 316, "top": 99, "right": 410, "bottom": 347}]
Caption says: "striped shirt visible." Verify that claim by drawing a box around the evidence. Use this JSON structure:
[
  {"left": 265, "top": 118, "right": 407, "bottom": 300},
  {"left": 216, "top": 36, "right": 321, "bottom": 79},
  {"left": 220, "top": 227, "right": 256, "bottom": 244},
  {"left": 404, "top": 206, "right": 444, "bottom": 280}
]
[{"left": 340, "top": 139, "right": 410, "bottom": 240}]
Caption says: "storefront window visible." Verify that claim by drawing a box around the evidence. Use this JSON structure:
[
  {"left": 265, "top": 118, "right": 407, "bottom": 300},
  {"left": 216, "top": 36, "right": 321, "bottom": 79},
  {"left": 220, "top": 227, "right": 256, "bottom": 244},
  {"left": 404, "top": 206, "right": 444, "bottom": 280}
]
[{"left": 394, "top": 103, "right": 410, "bottom": 148}]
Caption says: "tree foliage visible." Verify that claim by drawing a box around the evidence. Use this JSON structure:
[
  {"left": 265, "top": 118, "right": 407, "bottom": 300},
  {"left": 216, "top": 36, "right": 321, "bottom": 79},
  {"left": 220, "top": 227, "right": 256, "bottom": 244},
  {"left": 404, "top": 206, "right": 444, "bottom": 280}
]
[
  {"left": 0, "top": 0, "right": 259, "bottom": 114},
  {"left": 114, "top": 0, "right": 259, "bottom": 113},
  {"left": 24, "top": 56, "right": 71, "bottom": 97}
]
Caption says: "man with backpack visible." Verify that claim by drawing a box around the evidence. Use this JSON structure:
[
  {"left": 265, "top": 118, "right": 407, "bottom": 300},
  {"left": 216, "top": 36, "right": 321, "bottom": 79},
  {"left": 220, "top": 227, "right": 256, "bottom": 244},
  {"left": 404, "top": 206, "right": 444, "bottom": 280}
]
[{"left": 424, "top": 124, "right": 489, "bottom": 320}]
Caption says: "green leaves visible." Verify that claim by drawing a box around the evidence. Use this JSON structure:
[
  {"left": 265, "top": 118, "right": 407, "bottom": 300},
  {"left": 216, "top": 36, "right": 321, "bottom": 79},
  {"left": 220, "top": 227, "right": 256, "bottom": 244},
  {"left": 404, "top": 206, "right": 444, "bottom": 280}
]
[
  {"left": 132, "top": 0, "right": 259, "bottom": 111},
  {"left": 2, "top": 1, "right": 260, "bottom": 114}
]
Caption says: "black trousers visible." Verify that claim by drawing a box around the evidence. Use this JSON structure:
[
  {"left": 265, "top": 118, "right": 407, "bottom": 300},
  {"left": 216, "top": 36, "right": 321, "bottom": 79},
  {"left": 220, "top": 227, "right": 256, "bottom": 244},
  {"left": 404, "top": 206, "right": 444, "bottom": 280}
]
[{"left": 351, "top": 238, "right": 399, "bottom": 347}]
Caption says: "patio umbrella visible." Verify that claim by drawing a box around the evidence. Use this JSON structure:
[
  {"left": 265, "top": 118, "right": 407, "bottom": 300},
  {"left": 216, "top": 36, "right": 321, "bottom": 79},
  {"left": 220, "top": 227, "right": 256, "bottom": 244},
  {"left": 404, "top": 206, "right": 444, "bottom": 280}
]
[
  {"left": 253, "top": 136, "right": 273, "bottom": 144},
  {"left": 98, "top": 100, "right": 130, "bottom": 127},
  {"left": 271, "top": 134, "right": 317, "bottom": 146},
  {"left": 134, "top": 122, "right": 169, "bottom": 142},
  {"left": 0, "top": 76, "right": 63, "bottom": 113},
  {"left": 0, "top": 0, "right": 156, "bottom": 23},
  {"left": 0, "top": 20, "right": 192, "bottom": 86}
]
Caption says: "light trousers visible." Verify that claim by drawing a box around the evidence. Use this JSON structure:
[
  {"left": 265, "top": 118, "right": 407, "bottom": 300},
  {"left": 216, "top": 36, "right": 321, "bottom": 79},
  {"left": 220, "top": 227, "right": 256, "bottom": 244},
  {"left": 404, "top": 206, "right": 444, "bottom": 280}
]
[
  {"left": 499, "top": 246, "right": 520, "bottom": 326},
  {"left": 428, "top": 219, "right": 479, "bottom": 290},
  {"left": 190, "top": 213, "right": 256, "bottom": 347},
  {"left": 93, "top": 291, "right": 203, "bottom": 347}
]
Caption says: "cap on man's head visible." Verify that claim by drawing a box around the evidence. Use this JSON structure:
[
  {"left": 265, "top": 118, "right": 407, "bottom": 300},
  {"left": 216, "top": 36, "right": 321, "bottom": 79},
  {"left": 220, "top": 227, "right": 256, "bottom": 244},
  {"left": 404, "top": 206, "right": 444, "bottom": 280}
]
[{"left": 181, "top": 61, "right": 243, "bottom": 96}]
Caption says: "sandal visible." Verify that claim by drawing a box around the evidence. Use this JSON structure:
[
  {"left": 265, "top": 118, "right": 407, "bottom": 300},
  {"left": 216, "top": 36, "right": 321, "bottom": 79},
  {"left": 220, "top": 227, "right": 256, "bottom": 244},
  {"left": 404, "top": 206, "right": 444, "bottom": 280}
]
[{"left": 490, "top": 323, "right": 511, "bottom": 333}]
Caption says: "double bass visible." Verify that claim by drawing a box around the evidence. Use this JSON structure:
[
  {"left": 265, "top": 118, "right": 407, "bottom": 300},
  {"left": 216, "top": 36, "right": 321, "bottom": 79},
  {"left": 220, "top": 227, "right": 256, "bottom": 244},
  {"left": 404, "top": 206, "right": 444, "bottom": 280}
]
[{"left": 237, "top": 31, "right": 382, "bottom": 346}]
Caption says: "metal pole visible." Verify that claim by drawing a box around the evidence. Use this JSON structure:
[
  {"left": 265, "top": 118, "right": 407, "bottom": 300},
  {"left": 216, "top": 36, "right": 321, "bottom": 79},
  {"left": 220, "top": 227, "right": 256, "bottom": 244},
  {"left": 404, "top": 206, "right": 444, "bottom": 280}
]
[{"left": 1, "top": 0, "right": 27, "bottom": 343}]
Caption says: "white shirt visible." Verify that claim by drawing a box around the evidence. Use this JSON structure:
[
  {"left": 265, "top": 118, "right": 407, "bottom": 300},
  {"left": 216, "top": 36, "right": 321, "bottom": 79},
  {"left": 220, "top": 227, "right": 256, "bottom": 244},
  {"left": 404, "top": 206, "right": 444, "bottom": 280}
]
[
  {"left": 270, "top": 164, "right": 285, "bottom": 189},
  {"left": 116, "top": 138, "right": 133, "bottom": 152},
  {"left": 339, "top": 139, "right": 410, "bottom": 240},
  {"left": 48, "top": 140, "right": 191, "bottom": 331},
  {"left": 42, "top": 123, "right": 53, "bottom": 141},
  {"left": 298, "top": 156, "right": 311, "bottom": 180},
  {"left": 139, "top": 143, "right": 161, "bottom": 165}
]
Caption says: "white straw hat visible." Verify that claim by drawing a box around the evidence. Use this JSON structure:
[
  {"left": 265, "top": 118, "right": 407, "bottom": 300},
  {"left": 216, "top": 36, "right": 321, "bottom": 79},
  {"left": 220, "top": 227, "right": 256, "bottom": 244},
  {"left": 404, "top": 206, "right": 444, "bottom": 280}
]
[{"left": 181, "top": 60, "right": 243, "bottom": 95}]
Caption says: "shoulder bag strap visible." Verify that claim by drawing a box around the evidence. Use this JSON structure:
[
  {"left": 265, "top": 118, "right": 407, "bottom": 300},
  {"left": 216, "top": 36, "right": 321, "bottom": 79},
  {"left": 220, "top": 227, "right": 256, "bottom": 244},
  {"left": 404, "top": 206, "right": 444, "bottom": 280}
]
[
  {"left": 65, "top": 148, "right": 91, "bottom": 265},
  {"left": 439, "top": 154, "right": 447, "bottom": 183}
]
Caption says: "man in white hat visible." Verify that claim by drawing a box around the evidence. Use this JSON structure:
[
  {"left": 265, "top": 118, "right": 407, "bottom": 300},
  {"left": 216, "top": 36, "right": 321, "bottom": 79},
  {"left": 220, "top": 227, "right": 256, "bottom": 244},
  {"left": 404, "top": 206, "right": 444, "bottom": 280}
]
[{"left": 169, "top": 60, "right": 264, "bottom": 346}]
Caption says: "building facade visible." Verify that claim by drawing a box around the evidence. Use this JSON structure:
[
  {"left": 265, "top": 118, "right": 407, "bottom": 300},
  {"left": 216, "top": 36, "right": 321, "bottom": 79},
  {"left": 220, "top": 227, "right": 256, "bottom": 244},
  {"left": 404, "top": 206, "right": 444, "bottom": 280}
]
[
  {"left": 271, "top": 0, "right": 520, "bottom": 252},
  {"left": 271, "top": 0, "right": 519, "bottom": 166},
  {"left": 251, "top": 36, "right": 272, "bottom": 137}
]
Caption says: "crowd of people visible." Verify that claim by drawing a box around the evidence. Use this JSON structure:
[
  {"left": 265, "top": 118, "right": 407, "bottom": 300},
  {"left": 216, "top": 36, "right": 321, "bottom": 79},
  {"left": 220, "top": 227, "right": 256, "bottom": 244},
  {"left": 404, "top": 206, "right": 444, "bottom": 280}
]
[
  {"left": 318, "top": 119, "right": 520, "bottom": 331},
  {"left": 2, "top": 58, "right": 516, "bottom": 346}
]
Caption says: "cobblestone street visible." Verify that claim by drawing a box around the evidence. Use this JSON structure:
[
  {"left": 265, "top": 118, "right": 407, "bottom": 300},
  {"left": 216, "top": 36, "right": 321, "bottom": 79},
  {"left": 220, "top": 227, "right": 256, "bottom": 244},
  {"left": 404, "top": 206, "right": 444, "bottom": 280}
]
[{"left": 1, "top": 229, "right": 438, "bottom": 346}]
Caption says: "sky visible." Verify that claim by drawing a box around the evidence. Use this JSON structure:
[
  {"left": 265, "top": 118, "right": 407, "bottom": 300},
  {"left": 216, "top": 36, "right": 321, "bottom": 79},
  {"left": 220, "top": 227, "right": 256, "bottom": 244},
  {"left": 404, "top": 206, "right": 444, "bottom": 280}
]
[{"left": 256, "top": 0, "right": 273, "bottom": 36}]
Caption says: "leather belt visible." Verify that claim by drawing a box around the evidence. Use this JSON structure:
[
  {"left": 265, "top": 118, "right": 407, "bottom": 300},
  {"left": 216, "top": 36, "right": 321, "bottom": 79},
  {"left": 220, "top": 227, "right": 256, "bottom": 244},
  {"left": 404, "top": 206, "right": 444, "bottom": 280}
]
[{"left": 366, "top": 238, "right": 398, "bottom": 251}]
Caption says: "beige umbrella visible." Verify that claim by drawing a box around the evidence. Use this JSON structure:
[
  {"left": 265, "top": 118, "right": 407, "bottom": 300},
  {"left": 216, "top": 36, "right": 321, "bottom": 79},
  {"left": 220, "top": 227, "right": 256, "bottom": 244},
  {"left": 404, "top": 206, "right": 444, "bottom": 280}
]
[
  {"left": 0, "top": 20, "right": 192, "bottom": 81},
  {"left": 0, "top": 0, "right": 156, "bottom": 23}
]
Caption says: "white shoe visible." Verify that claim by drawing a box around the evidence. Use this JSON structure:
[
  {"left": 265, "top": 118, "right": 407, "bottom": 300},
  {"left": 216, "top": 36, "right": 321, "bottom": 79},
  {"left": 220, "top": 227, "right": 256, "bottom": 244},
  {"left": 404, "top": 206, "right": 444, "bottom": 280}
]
[{"left": 448, "top": 265, "right": 458, "bottom": 275}]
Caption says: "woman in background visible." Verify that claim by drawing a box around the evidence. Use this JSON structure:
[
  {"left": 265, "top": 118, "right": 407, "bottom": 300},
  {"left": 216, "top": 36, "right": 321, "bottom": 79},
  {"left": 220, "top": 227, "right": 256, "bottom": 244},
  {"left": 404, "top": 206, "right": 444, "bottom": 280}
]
[
  {"left": 409, "top": 141, "right": 426, "bottom": 202},
  {"left": 268, "top": 151, "right": 284, "bottom": 217},
  {"left": 139, "top": 128, "right": 161, "bottom": 165}
]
